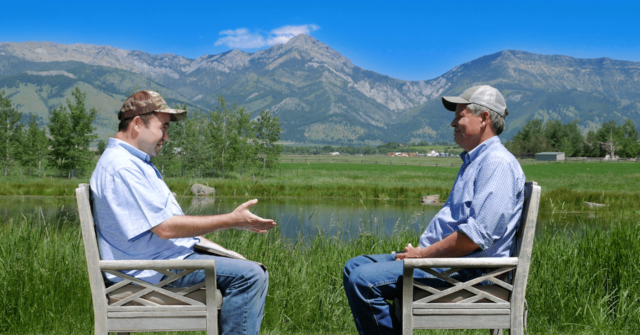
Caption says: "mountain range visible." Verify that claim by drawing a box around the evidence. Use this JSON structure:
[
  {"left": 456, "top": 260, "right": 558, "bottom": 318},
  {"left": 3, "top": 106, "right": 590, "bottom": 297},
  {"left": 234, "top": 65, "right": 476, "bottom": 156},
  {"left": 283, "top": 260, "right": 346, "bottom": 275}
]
[{"left": 1, "top": 35, "right": 639, "bottom": 144}]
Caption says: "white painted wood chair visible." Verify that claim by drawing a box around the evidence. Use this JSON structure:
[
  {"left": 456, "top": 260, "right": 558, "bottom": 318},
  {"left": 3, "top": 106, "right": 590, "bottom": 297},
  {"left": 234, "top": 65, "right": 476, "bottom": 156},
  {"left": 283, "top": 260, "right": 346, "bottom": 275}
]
[
  {"left": 76, "top": 183, "right": 222, "bottom": 334},
  {"left": 396, "top": 181, "right": 541, "bottom": 335}
]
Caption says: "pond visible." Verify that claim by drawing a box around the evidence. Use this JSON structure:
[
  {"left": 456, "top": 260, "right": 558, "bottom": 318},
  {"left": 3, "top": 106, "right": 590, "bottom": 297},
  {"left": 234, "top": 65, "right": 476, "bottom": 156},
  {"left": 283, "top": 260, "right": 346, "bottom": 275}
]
[{"left": 0, "top": 195, "right": 628, "bottom": 240}]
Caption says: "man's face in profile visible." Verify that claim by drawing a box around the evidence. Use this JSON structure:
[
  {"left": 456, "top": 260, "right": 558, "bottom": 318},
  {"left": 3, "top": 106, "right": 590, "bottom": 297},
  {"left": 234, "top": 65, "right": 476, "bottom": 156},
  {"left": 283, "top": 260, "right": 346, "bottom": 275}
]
[
  {"left": 450, "top": 104, "right": 484, "bottom": 151},
  {"left": 136, "top": 112, "right": 171, "bottom": 157}
]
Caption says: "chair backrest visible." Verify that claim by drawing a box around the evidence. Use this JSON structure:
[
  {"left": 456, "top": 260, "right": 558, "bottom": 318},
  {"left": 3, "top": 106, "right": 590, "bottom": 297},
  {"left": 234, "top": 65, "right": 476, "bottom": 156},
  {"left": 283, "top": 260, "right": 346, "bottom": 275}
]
[
  {"left": 510, "top": 181, "right": 541, "bottom": 327},
  {"left": 76, "top": 184, "right": 109, "bottom": 323}
]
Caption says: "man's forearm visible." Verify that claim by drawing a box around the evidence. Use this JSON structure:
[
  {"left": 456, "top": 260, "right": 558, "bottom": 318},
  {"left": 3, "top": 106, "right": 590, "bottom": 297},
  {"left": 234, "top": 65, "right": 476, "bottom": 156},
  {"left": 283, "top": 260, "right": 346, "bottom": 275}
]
[
  {"left": 151, "top": 199, "right": 276, "bottom": 239},
  {"left": 396, "top": 231, "right": 479, "bottom": 260},
  {"left": 151, "top": 213, "right": 237, "bottom": 239},
  {"left": 420, "top": 231, "right": 479, "bottom": 258}
]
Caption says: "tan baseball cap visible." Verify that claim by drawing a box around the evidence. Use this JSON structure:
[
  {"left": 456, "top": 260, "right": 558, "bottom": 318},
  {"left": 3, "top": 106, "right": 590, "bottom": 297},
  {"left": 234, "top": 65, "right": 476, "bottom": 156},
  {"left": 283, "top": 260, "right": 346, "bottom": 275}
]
[
  {"left": 442, "top": 85, "right": 509, "bottom": 117},
  {"left": 118, "top": 90, "right": 187, "bottom": 122}
]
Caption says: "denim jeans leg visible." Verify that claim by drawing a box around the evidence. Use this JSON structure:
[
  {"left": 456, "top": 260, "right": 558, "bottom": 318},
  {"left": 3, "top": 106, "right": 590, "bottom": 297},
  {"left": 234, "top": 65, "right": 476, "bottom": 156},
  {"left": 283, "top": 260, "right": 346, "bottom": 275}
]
[
  {"left": 162, "top": 253, "right": 268, "bottom": 335},
  {"left": 343, "top": 254, "right": 452, "bottom": 335}
]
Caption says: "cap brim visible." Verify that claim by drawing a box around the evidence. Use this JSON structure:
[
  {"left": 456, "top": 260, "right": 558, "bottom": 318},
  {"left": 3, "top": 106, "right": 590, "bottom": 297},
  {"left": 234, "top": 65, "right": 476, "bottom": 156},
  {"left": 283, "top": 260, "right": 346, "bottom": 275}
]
[
  {"left": 442, "top": 96, "right": 471, "bottom": 111},
  {"left": 156, "top": 109, "right": 187, "bottom": 122}
]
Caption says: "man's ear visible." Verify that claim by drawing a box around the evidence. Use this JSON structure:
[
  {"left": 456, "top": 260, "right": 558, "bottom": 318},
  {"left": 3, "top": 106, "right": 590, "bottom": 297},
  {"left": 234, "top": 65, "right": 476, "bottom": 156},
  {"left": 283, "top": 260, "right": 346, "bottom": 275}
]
[
  {"left": 481, "top": 110, "right": 491, "bottom": 126},
  {"left": 131, "top": 116, "right": 143, "bottom": 131}
]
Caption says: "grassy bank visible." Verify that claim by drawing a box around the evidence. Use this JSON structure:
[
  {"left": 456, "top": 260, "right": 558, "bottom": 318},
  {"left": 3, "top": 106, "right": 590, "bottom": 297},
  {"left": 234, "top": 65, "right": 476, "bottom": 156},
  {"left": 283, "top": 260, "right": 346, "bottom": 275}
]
[
  {"left": 0, "top": 161, "right": 639, "bottom": 213},
  {"left": 2, "top": 210, "right": 640, "bottom": 334}
]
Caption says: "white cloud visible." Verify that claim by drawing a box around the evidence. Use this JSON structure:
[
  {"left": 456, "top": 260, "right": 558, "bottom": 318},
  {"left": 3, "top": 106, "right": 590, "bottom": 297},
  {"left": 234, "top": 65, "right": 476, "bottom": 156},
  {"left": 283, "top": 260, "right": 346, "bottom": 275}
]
[
  {"left": 214, "top": 24, "right": 320, "bottom": 49},
  {"left": 214, "top": 28, "right": 266, "bottom": 49}
]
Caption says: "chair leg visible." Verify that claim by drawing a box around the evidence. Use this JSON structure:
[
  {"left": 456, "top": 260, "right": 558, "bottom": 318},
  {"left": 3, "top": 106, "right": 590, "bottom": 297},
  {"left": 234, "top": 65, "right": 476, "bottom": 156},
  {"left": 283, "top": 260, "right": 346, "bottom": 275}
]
[{"left": 490, "top": 329, "right": 503, "bottom": 335}]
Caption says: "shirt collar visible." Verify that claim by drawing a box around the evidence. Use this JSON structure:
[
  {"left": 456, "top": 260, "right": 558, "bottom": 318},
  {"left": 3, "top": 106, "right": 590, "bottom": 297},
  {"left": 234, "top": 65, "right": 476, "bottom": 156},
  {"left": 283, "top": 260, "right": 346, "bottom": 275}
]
[
  {"left": 459, "top": 136, "right": 501, "bottom": 165},
  {"left": 107, "top": 138, "right": 151, "bottom": 163}
]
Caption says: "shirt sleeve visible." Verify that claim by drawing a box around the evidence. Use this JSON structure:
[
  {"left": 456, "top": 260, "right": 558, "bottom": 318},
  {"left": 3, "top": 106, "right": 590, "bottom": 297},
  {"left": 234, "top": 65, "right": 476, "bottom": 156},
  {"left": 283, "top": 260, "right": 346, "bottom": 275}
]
[
  {"left": 457, "top": 158, "right": 521, "bottom": 250},
  {"left": 109, "top": 167, "right": 175, "bottom": 241}
]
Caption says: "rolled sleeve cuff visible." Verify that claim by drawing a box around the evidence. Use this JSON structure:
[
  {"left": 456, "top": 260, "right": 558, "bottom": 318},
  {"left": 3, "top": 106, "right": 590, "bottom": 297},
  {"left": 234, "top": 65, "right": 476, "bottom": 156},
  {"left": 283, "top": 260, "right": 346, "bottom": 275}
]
[
  {"left": 458, "top": 217, "right": 493, "bottom": 250},
  {"left": 127, "top": 209, "right": 174, "bottom": 242}
]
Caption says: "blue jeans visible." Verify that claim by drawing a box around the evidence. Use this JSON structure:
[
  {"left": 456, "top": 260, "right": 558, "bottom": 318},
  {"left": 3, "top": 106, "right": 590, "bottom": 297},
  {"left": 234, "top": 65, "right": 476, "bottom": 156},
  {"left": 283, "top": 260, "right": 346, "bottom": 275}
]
[
  {"left": 162, "top": 252, "right": 268, "bottom": 335},
  {"left": 343, "top": 254, "right": 471, "bottom": 335}
]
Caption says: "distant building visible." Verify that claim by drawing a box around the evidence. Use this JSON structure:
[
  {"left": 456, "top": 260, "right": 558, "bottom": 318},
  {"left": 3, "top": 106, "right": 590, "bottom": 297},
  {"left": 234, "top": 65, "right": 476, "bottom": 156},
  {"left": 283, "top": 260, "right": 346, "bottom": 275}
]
[
  {"left": 387, "top": 152, "right": 409, "bottom": 157},
  {"left": 426, "top": 150, "right": 439, "bottom": 157},
  {"left": 535, "top": 152, "right": 565, "bottom": 161},
  {"left": 329, "top": 152, "right": 340, "bottom": 156}
]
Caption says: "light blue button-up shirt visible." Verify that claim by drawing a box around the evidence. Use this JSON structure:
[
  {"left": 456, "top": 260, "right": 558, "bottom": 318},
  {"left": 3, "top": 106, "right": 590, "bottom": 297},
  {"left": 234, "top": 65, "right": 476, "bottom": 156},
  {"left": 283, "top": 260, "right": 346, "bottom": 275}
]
[
  {"left": 419, "top": 136, "right": 525, "bottom": 261},
  {"left": 90, "top": 138, "right": 198, "bottom": 284}
]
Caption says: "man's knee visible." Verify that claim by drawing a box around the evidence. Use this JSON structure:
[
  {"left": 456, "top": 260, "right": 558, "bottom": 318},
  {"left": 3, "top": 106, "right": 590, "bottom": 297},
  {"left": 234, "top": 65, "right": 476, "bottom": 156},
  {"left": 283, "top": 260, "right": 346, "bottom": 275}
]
[
  {"left": 242, "top": 262, "right": 268, "bottom": 287},
  {"left": 345, "top": 264, "right": 373, "bottom": 290},
  {"left": 344, "top": 254, "right": 370, "bottom": 275}
]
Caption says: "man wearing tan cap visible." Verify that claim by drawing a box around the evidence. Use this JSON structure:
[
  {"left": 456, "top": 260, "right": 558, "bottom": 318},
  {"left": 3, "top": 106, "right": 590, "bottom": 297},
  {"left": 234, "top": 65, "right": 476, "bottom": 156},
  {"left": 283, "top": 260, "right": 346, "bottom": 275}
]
[
  {"left": 90, "top": 91, "right": 275, "bottom": 334},
  {"left": 343, "top": 85, "right": 525, "bottom": 335}
]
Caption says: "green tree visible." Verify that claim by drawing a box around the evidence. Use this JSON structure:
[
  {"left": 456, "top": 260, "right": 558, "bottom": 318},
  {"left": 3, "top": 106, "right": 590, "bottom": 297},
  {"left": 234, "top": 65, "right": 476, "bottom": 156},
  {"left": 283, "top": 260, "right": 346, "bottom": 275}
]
[
  {"left": 505, "top": 119, "right": 553, "bottom": 157},
  {"left": 21, "top": 115, "right": 49, "bottom": 176},
  {"left": 544, "top": 120, "right": 583, "bottom": 156},
  {"left": 233, "top": 105, "right": 255, "bottom": 178},
  {"left": 617, "top": 119, "right": 640, "bottom": 158},
  {"left": 204, "top": 97, "right": 241, "bottom": 179},
  {"left": 96, "top": 140, "right": 107, "bottom": 155},
  {"left": 583, "top": 129, "right": 601, "bottom": 157},
  {"left": 180, "top": 108, "right": 208, "bottom": 177},
  {"left": 253, "top": 109, "right": 282, "bottom": 175},
  {"left": 594, "top": 120, "right": 621, "bottom": 158},
  {"left": 0, "top": 91, "right": 24, "bottom": 176},
  {"left": 48, "top": 87, "right": 98, "bottom": 177}
]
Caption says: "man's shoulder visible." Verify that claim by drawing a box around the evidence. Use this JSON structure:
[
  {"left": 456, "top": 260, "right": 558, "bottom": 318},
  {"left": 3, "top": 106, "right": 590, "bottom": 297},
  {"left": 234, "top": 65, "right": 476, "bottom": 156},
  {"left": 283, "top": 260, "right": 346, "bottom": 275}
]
[
  {"left": 93, "top": 147, "right": 141, "bottom": 179},
  {"left": 485, "top": 142, "right": 517, "bottom": 161},
  {"left": 480, "top": 141, "right": 524, "bottom": 175}
]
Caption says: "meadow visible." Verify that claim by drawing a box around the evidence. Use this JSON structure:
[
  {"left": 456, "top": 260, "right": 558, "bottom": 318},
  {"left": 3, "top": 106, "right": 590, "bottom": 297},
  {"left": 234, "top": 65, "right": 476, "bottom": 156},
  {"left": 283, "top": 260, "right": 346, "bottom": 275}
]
[
  {"left": 2, "top": 159, "right": 639, "bottom": 213},
  {"left": 1, "top": 160, "right": 640, "bottom": 334},
  {"left": 1, "top": 208, "right": 639, "bottom": 334}
]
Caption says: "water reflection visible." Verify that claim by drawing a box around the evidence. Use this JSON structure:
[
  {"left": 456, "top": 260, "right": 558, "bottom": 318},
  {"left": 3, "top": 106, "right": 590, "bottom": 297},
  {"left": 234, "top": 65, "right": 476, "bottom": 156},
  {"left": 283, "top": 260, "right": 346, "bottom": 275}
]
[
  {"left": 183, "top": 196, "right": 440, "bottom": 240},
  {"left": 0, "top": 196, "right": 633, "bottom": 240}
]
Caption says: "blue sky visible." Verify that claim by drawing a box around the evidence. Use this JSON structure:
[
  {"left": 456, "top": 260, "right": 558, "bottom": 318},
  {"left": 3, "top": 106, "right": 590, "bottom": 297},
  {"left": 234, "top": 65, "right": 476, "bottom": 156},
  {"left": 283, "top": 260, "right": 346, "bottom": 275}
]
[{"left": 2, "top": 0, "right": 639, "bottom": 81}]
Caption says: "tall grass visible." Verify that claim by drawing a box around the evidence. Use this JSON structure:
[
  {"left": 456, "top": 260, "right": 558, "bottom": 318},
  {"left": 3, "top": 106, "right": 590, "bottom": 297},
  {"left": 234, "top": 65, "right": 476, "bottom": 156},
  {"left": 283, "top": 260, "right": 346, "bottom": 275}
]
[{"left": 1, "top": 209, "right": 640, "bottom": 334}]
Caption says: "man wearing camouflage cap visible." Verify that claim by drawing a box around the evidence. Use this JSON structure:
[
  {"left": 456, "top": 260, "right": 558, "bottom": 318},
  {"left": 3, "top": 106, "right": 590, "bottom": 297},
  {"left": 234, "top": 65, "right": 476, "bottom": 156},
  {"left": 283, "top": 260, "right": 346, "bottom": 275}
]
[
  {"left": 343, "top": 85, "right": 525, "bottom": 335},
  {"left": 91, "top": 91, "right": 275, "bottom": 334}
]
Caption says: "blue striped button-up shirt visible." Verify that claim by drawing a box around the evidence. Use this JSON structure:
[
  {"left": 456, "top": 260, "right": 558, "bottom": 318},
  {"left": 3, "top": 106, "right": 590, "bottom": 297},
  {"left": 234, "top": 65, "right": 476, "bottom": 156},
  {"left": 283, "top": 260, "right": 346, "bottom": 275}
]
[
  {"left": 419, "top": 136, "right": 526, "bottom": 259},
  {"left": 90, "top": 138, "right": 198, "bottom": 284}
]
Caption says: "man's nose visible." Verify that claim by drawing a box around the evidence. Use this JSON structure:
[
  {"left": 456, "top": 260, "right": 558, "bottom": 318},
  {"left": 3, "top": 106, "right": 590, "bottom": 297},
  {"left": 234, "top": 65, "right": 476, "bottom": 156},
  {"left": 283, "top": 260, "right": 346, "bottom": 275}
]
[{"left": 451, "top": 118, "right": 457, "bottom": 128}]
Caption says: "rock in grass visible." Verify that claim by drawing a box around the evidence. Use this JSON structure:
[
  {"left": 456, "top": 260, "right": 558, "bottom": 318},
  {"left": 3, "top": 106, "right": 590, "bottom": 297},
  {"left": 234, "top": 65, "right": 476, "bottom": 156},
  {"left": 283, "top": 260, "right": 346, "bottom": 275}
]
[
  {"left": 584, "top": 201, "right": 606, "bottom": 208},
  {"left": 191, "top": 184, "right": 215, "bottom": 196},
  {"left": 422, "top": 195, "right": 440, "bottom": 204}
]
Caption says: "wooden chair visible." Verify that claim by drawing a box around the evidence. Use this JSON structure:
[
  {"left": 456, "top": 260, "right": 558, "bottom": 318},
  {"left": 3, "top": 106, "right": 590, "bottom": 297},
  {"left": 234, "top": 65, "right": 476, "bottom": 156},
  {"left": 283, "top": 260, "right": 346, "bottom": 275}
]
[
  {"left": 396, "top": 181, "right": 541, "bottom": 335},
  {"left": 76, "top": 183, "right": 222, "bottom": 334}
]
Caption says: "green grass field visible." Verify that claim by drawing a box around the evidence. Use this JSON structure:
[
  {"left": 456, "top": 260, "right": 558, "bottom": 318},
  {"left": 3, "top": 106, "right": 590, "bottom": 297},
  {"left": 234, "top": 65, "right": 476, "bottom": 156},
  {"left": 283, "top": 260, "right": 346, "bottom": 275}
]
[
  {"left": 1, "top": 160, "right": 639, "bottom": 213},
  {"left": 1, "top": 158, "right": 640, "bottom": 333},
  {"left": 1, "top": 210, "right": 639, "bottom": 334}
]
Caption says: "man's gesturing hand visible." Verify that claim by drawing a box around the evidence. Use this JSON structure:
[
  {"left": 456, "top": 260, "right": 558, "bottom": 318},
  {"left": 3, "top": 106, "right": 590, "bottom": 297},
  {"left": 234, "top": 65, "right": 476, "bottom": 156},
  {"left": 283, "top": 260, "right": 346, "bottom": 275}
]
[
  {"left": 395, "top": 243, "right": 423, "bottom": 260},
  {"left": 231, "top": 199, "right": 276, "bottom": 233}
]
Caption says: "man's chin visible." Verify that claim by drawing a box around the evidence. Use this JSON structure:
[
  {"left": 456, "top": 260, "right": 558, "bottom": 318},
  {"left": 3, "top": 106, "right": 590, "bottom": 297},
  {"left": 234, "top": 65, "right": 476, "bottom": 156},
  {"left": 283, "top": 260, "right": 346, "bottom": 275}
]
[{"left": 453, "top": 135, "right": 461, "bottom": 146}]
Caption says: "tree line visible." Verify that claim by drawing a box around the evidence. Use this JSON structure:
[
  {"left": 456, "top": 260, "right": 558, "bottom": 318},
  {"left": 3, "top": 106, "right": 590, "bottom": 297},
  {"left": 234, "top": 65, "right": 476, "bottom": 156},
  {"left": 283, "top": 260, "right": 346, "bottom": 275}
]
[
  {"left": 0, "top": 87, "right": 96, "bottom": 177},
  {"left": 0, "top": 88, "right": 282, "bottom": 178},
  {"left": 149, "top": 96, "right": 282, "bottom": 178},
  {"left": 506, "top": 119, "right": 640, "bottom": 158}
]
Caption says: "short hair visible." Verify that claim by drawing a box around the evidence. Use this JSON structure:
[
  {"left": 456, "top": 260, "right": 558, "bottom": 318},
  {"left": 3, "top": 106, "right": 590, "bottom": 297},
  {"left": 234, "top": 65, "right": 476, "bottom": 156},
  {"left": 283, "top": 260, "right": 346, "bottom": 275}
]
[
  {"left": 118, "top": 112, "right": 156, "bottom": 132},
  {"left": 467, "top": 103, "right": 505, "bottom": 135}
]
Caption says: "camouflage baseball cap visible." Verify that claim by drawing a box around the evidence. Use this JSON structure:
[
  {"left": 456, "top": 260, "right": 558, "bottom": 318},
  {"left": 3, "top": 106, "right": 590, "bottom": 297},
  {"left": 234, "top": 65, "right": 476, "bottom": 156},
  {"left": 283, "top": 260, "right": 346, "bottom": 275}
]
[{"left": 118, "top": 90, "right": 187, "bottom": 122}]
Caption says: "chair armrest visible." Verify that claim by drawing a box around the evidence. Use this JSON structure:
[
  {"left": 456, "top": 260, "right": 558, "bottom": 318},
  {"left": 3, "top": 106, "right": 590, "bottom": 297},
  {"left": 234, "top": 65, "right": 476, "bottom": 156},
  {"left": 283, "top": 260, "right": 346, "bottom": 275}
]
[
  {"left": 100, "top": 259, "right": 215, "bottom": 271},
  {"left": 403, "top": 257, "right": 518, "bottom": 269}
]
